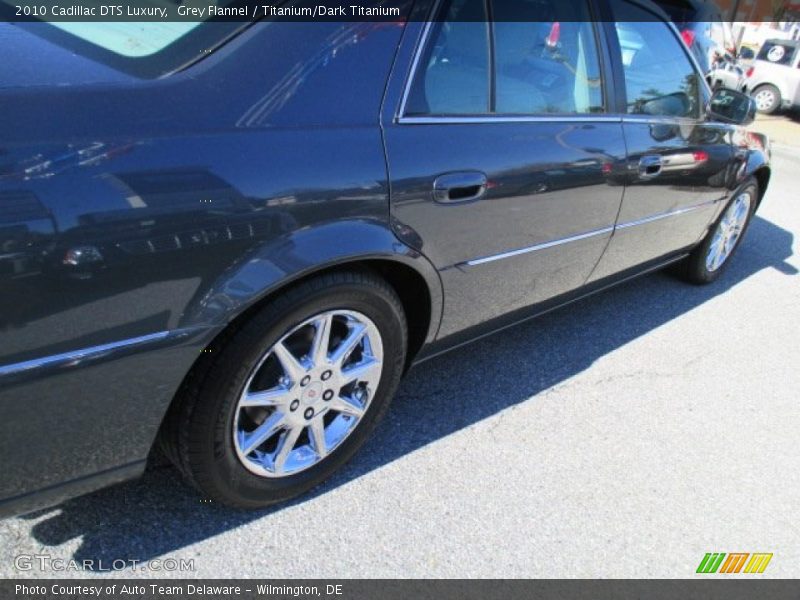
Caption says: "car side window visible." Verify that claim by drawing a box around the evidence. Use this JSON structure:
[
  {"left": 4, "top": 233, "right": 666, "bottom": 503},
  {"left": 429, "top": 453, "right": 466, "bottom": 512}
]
[
  {"left": 758, "top": 41, "right": 797, "bottom": 66},
  {"left": 404, "top": 0, "right": 604, "bottom": 116},
  {"left": 611, "top": 0, "right": 702, "bottom": 119},
  {"left": 404, "top": 0, "right": 490, "bottom": 116},
  {"left": 491, "top": 0, "right": 603, "bottom": 114}
]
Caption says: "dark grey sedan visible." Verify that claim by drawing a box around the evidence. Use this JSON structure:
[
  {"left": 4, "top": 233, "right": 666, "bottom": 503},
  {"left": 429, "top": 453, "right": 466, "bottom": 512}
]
[{"left": 0, "top": 0, "right": 770, "bottom": 516}]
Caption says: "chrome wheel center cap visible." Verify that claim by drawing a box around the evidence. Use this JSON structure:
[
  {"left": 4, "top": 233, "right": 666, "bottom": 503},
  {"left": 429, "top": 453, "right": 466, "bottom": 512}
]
[{"left": 302, "top": 381, "right": 323, "bottom": 405}]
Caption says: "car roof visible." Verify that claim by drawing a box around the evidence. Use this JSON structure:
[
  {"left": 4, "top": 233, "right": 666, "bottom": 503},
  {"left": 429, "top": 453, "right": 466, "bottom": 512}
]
[
  {"left": 652, "top": 0, "right": 723, "bottom": 23},
  {"left": 626, "top": 0, "right": 676, "bottom": 26},
  {"left": 763, "top": 38, "right": 800, "bottom": 47}
]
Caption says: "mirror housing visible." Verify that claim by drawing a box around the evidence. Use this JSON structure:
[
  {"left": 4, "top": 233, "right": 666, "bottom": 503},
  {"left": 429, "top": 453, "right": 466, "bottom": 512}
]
[{"left": 706, "top": 88, "right": 757, "bottom": 126}]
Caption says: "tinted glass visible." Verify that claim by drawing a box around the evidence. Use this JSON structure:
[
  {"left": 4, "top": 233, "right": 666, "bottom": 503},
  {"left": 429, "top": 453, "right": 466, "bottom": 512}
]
[
  {"left": 405, "top": 0, "right": 603, "bottom": 116},
  {"left": 492, "top": 0, "right": 603, "bottom": 114},
  {"left": 757, "top": 41, "right": 798, "bottom": 66},
  {"left": 6, "top": 19, "right": 248, "bottom": 79},
  {"left": 404, "top": 0, "right": 490, "bottom": 115},
  {"left": 612, "top": 0, "right": 701, "bottom": 118}
]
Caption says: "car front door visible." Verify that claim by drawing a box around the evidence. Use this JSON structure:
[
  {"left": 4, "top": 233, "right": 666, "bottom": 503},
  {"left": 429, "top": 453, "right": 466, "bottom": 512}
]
[
  {"left": 589, "top": 0, "right": 736, "bottom": 281},
  {"left": 383, "top": 0, "right": 627, "bottom": 341}
]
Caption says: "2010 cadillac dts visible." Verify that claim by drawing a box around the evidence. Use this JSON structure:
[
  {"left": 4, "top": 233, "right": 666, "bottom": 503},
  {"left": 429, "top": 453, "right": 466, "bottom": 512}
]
[{"left": 0, "top": 0, "right": 771, "bottom": 516}]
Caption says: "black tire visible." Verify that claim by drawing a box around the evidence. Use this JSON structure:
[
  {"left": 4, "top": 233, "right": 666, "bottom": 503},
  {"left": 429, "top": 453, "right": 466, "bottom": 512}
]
[
  {"left": 159, "top": 270, "right": 407, "bottom": 509},
  {"left": 677, "top": 179, "right": 758, "bottom": 285},
  {"left": 753, "top": 84, "right": 781, "bottom": 115}
]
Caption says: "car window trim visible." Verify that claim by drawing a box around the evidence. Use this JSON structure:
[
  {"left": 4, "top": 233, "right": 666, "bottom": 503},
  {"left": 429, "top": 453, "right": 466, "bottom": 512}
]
[
  {"left": 397, "top": 0, "right": 611, "bottom": 123},
  {"left": 400, "top": 115, "right": 623, "bottom": 124},
  {"left": 486, "top": 0, "right": 497, "bottom": 112},
  {"left": 396, "top": 14, "right": 435, "bottom": 120}
]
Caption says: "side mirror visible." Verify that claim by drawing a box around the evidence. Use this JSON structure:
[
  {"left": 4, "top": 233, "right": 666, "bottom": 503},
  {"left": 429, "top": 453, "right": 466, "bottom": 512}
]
[{"left": 706, "top": 88, "right": 756, "bottom": 126}]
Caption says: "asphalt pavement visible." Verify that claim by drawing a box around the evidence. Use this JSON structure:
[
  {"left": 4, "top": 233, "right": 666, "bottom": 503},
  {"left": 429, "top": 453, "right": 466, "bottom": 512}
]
[{"left": 1, "top": 126, "right": 798, "bottom": 579}]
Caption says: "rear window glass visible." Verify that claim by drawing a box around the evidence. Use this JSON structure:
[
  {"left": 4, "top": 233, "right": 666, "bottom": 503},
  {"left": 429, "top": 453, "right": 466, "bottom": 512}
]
[
  {"left": 51, "top": 23, "right": 202, "bottom": 58},
  {"left": 2, "top": 7, "right": 251, "bottom": 79}
]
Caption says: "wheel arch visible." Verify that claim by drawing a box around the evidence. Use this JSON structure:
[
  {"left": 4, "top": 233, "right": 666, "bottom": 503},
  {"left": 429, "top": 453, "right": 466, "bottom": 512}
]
[
  {"left": 204, "top": 257, "right": 438, "bottom": 373},
  {"left": 732, "top": 128, "right": 771, "bottom": 212},
  {"left": 153, "top": 221, "right": 443, "bottom": 466},
  {"left": 178, "top": 220, "right": 443, "bottom": 370},
  {"left": 753, "top": 166, "right": 771, "bottom": 209}
]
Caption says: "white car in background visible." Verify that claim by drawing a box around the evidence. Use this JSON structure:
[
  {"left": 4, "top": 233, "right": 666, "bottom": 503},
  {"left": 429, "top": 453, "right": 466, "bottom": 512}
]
[
  {"left": 709, "top": 57, "right": 746, "bottom": 91},
  {"left": 742, "top": 39, "right": 800, "bottom": 114},
  {"left": 651, "top": 2, "right": 742, "bottom": 91}
]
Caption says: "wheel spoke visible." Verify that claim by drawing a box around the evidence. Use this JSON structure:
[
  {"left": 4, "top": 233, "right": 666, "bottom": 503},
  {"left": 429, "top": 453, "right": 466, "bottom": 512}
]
[
  {"left": 309, "top": 418, "right": 327, "bottom": 459},
  {"left": 309, "top": 313, "right": 333, "bottom": 367},
  {"left": 239, "top": 411, "right": 285, "bottom": 455},
  {"left": 707, "top": 235, "right": 722, "bottom": 270},
  {"left": 273, "top": 341, "right": 307, "bottom": 385},
  {"left": 272, "top": 426, "right": 302, "bottom": 473},
  {"left": 735, "top": 202, "right": 747, "bottom": 221},
  {"left": 341, "top": 358, "right": 381, "bottom": 386},
  {"left": 240, "top": 387, "right": 291, "bottom": 408},
  {"left": 328, "top": 394, "right": 365, "bottom": 418},
  {"left": 714, "top": 244, "right": 727, "bottom": 269},
  {"left": 329, "top": 322, "right": 366, "bottom": 367},
  {"left": 727, "top": 241, "right": 736, "bottom": 256}
]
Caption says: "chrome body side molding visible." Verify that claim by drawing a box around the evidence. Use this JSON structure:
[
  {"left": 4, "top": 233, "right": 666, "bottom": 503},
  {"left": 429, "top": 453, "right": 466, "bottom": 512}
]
[
  {"left": 0, "top": 330, "right": 196, "bottom": 379},
  {"left": 461, "top": 199, "right": 720, "bottom": 268}
]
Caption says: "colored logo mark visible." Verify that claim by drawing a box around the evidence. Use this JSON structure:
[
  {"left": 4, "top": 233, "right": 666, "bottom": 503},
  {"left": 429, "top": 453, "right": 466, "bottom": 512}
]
[{"left": 696, "top": 553, "right": 773, "bottom": 574}]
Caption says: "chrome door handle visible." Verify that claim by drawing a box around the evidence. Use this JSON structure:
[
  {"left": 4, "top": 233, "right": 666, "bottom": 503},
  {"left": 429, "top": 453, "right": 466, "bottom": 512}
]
[
  {"left": 433, "top": 171, "right": 488, "bottom": 204},
  {"left": 638, "top": 155, "right": 663, "bottom": 180}
]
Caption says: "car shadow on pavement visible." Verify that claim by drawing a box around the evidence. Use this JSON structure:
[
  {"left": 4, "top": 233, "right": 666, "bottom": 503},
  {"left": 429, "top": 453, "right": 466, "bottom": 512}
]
[{"left": 20, "top": 214, "right": 797, "bottom": 571}]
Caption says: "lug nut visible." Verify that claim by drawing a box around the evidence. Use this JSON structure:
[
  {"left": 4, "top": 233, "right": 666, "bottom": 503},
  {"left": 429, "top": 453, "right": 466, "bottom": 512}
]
[
  {"left": 323, "top": 390, "right": 334, "bottom": 401},
  {"left": 290, "top": 399, "right": 300, "bottom": 411},
  {"left": 304, "top": 408, "right": 314, "bottom": 420},
  {"left": 321, "top": 370, "right": 332, "bottom": 381},
  {"left": 300, "top": 375, "right": 311, "bottom": 387}
]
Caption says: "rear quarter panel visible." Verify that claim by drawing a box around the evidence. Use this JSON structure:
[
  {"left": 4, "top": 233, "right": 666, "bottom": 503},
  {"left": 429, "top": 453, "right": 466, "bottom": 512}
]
[{"left": 0, "top": 21, "right": 417, "bottom": 509}]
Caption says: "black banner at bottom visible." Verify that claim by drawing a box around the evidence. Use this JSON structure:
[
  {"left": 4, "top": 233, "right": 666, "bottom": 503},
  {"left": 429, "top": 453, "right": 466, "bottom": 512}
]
[{"left": 3, "top": 580, "right": 800, "bottom": 600}]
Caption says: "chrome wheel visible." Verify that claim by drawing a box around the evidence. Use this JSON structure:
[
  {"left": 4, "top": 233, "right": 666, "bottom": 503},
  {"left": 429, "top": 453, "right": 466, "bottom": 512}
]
[
  {"left": 754, "top": 89, "right": 776, "bottom": 112},
  {"left": 233, "top": 309, "right": 383, "bottom": 478},
  {"left": 706, "top": 192, "right": 751, "bottom": 272}
]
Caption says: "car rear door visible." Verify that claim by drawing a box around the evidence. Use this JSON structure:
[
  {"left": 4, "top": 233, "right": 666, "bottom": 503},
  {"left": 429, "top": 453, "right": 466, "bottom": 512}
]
[
  {"left": 382, "top": 0, "right": 626, "bottom": 341},
  {"left": 589, "top": 0, "right": 735, "bottom": 282}
]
